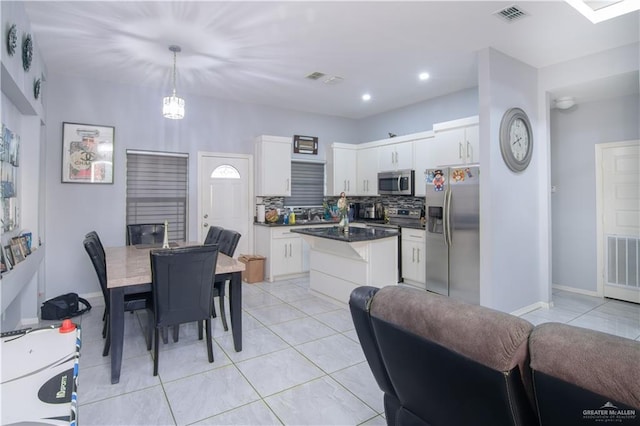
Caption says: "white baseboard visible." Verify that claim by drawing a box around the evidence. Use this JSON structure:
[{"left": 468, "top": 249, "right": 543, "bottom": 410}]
[
  {"left": 510, "top": 301, "right": 551, "bottom": 317},
  {"left": 552, "top": 284, "right": 600, "bottom": 298}
]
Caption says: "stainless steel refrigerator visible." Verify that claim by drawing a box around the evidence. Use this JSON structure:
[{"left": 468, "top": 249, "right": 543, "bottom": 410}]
[{"left": 424, "top": 165, "right": 480, "bottom": 304}]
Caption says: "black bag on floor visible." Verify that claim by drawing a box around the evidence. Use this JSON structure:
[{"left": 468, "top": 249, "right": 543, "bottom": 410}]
[{"left": 41, "top": 292, "right": 92, "bottom": 320}]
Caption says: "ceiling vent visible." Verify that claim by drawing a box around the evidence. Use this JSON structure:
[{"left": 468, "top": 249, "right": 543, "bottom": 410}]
[
  {"left": 305, "top": 71, "right": 326, "bottom": 80},
  {"left": 324, "top": 76, "right": 344, "bottom": 85},
  {"left": 494, "top": 5, "right": 529, "bottom": 22}
]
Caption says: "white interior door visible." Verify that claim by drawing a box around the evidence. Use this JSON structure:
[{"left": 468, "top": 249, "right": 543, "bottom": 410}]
[
  {"left": 199, "top": 154, "right": 252, "bottom": 257},
  {"left": 598, "top": 141, "right": 640, "bottom": 303}
]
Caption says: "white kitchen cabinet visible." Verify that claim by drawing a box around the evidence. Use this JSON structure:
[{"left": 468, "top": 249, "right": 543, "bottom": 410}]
[
  {"left": 429, "top": 117, "right": 479, "bottom": 168},
  {"left": 356, "top": 147, "right": 378, "bottom": 195},
  {"left": 413, "top": 134, "right": 436, "bottom": 197},
  {"left": 255, "top": 226, "right": 302, "bottom": 282},
  {"left": 254, "top": 224, "right": 334, "bottom": 282},
  {"left": 378, "top": 141, "right": 413, "bottom": 171},
  {"left": 402, "top": 229, "right": 426, "bottom": 286},
  {"left": 327, "top": 143, "right": 357, "bottom": 196},
  {"left": 255, "top": 135, "right": 291, "bottom": 196}
]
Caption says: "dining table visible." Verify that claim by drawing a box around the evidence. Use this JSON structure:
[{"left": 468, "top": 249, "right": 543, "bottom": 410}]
[{"left": 105, "top": 242, "right": 245, "bottom": 384}]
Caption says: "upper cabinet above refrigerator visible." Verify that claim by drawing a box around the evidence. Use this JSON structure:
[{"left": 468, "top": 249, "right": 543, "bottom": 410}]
[{"left": 429, "top": 116, "right": 479, "bottom": 168}]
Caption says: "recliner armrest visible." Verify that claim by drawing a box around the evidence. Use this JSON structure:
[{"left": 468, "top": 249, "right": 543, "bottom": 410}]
[{"left": 349, "top": 286, "right": 397, "bottom": 399}]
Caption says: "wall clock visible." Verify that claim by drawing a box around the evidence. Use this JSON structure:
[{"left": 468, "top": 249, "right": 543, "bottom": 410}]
[
  {"left": 22, "top": 33, "right": 33, "bottom": 72},
  {"left": 7, "top": 24, "right": 18, "bottom": 56},
  {"left": 499, "top": 107, "right": 533, "bottom": 173}
]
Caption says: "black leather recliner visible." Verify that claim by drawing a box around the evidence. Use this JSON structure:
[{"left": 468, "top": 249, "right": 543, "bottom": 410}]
[
  {"left": 529, "top": 322, "right": 640, "bottom": 425},
  {"left": 349, "top": 285, "right": 538, "bottom": 426}
]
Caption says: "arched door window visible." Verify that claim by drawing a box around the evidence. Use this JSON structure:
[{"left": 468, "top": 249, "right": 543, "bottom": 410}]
[{"left": 211, "top": 164, "right": 240, "bottom": 179}]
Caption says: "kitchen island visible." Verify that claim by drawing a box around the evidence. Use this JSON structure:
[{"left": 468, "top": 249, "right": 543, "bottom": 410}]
[{"left": 292, "top": 226, "right": 399, "bottom": 303}]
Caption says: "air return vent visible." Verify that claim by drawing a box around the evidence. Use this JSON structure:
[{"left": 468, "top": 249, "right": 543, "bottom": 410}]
[
  {"left": 494, "top": 5, "right": 529, "bottom": 22},
  {"left": 305, "top": 71, "right": 326, "bottom": 80}
]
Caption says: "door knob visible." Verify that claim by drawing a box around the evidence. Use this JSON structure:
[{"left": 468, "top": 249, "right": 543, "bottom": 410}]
[
  {"left": 203, "top": 223, "right": 209, "bottom": 228},
  {"left": 203, "top": 214, "right": 208, "bottom": 219}
]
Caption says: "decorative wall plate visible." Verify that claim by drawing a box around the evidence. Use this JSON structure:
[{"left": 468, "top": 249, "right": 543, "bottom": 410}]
[
  {"left": 34, "top": 78, "right": 41, "bottom": 100},
  {"left": 22, "top": 33, "right": 33, "bottom": 72},
  {"left": 7, "top": 24, "right": 18, "bottom": 56}
]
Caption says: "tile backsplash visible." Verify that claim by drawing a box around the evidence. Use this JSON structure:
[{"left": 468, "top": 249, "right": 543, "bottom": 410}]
[{"left": 259, "top": 195, "right": 424, "bottom": 216}]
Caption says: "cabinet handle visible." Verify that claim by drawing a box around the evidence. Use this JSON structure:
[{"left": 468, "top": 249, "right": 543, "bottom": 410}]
[
  {"left": 284, "top": 244, "right": 288, "bottom": 258},
  {"left": 289, "top": 243, "right": 293, "bottom": 257},
  {"left": 286, "top": 178, "right": 290, "bottom": 191},
  {"left": 459, "top": 142, "right": 463, "bottom": 159},
  {"left": 416, "top": 248, "right": 420, "bottom": 263},
  {"left": 466, "top": 140, "right": 471, "bottom": 160},
  {"left": 412, "top": 247, "right": 415, "bottom": 262},
  {"left": 348, "top": 180, "right": 350, "bottom": 192}
]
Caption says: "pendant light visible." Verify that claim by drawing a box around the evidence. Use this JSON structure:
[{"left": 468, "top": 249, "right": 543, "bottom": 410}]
[{"left": 163, "top": 45, "right": 185, "bottom": 119}]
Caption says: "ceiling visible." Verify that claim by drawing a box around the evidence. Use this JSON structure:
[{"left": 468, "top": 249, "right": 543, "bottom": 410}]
[{"left": 23, "top": 1, "right": 639, "bottom": 119}]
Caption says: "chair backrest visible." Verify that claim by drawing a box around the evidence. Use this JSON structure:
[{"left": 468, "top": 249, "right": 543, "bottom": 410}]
[
  {"left": 127, "top": 223, "right": 165, "bottom": 246},
  {"left": 85, "top": 230, "right": 105, "bottom": 259},
  {"left": 204, "top": 226, "right": 224, "bottom": 245},
  {"left": 83, "top": 236, "right": 109, "bottom": 306},
  {"left": 217, "top": 229, "right": 241, "bottom": 257},
  {"left": 150, "top": 245, "right": 219, "bottom": 327},
  {"left": 350, "top": 285, "right": 537, "bottom": 426},
  {"left": 529, "top": 322, "right": 640, "bottom": 423}
]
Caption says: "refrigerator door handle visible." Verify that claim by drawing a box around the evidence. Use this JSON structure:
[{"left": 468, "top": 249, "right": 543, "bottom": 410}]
[
  {"left": 445, "top": 188, "right": 453, "bottom": 247},
  {"left": 397, "top": 175, "right": 401, "bottom": 192}
]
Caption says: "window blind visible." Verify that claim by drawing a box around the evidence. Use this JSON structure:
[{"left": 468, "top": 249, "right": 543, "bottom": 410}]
[
  {"left": 126, "top": 150, "right": 188, "bottom": 242},
  {"left": 284, "top": 161, "right": 325, "bottom": 207}
]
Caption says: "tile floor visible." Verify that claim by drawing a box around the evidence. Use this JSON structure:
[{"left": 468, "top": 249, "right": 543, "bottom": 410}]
[{"left": 66, "top": 278, "right": 639, "bottom": 425}]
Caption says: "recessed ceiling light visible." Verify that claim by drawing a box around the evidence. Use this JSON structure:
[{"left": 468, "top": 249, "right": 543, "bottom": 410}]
[
  {"left": 419, "top": 72, "right": 430, "bottom": 81},
  {"left": 362, "top": 93, "right": 371, "bottom": 101}
]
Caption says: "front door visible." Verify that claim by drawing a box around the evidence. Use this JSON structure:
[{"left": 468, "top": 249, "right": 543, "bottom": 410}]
[
  {"left": 598, "top": 141, "right": 639, "bottom": 303},
  {"left": 198, "top": 153, "right": 252, "bottom": 257}
]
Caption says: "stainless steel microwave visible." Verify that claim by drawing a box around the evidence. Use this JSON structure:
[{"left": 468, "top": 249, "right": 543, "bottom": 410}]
[{"left": 378, "top": 170, "right": 415, "bottom": 196}]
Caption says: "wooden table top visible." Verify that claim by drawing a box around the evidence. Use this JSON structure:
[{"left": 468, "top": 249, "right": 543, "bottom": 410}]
[{"left": 105, "top": 243, "right": 245, "bottom": 289}]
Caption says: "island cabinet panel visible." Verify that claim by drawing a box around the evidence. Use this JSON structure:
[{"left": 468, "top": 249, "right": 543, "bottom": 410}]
[{"left": 294, "top": 227, "right": 399, "bottom": 304}]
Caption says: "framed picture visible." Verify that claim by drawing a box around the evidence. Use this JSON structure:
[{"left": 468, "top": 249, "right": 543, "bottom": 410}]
[
  {"left": 4, "top": 245, "right": 14, "bottom": 267},
  {"left": 1, "top": 245, "right": 11, "bottom": 272},
  {"left": 10, "top": 240, "right": 24, "bottom": 264},
  {"left": 62, "top": 122, "right": 114, "bottom": 184}
]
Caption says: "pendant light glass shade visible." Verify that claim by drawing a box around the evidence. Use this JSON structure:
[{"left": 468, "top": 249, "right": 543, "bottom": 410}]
[{"left": 163, "top": 45, "right": 185, "bottom": 119}]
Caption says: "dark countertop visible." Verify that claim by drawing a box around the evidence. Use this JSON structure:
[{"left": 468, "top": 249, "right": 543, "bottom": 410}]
[
  {"left": 291, "top": 225, "right": 399, "bottom": 242},
  {"left": 254, "top": 219, "right": 391, "bottom": 228}
]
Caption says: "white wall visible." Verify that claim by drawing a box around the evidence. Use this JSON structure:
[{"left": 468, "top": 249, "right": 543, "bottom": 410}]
[
  {"left": 540, "top": 42, "right": 639, "bottom": 296},
  {"left": 355, "top": 88, "right": 479, "bottom": 142},
  {"left": 43, "top": 74, "right": 360, "bottom": 298},
  {"left": 478, "top": 48, "right": 543, "bottom": 313},
  {"left": 551, "top": 94, "right": 639, "bottom": 293}
]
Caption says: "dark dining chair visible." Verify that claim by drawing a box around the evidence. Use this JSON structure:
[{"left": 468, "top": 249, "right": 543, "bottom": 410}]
[
  {"left": 204, "top": 226, "right": 224, "bottom": 245},
  {"left": 83, "top": 235, "right": 153, "bottom": 356},
  {"left": 149, "top": 244, "right": 219, "bottom": 376},
  {"left": 85, "top": 231, "right": 108, "bottom": 337},
  {"left": 212, "top": 229, "right": 241, "bottom": 331},
  {"left": 126, "top": 223, "right": 165, "bottom": 246}
]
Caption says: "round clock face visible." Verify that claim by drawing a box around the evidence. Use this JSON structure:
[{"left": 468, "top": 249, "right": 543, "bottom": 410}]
[{"left": 500, "top": 108, "right": 533, "bottom": 173}]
